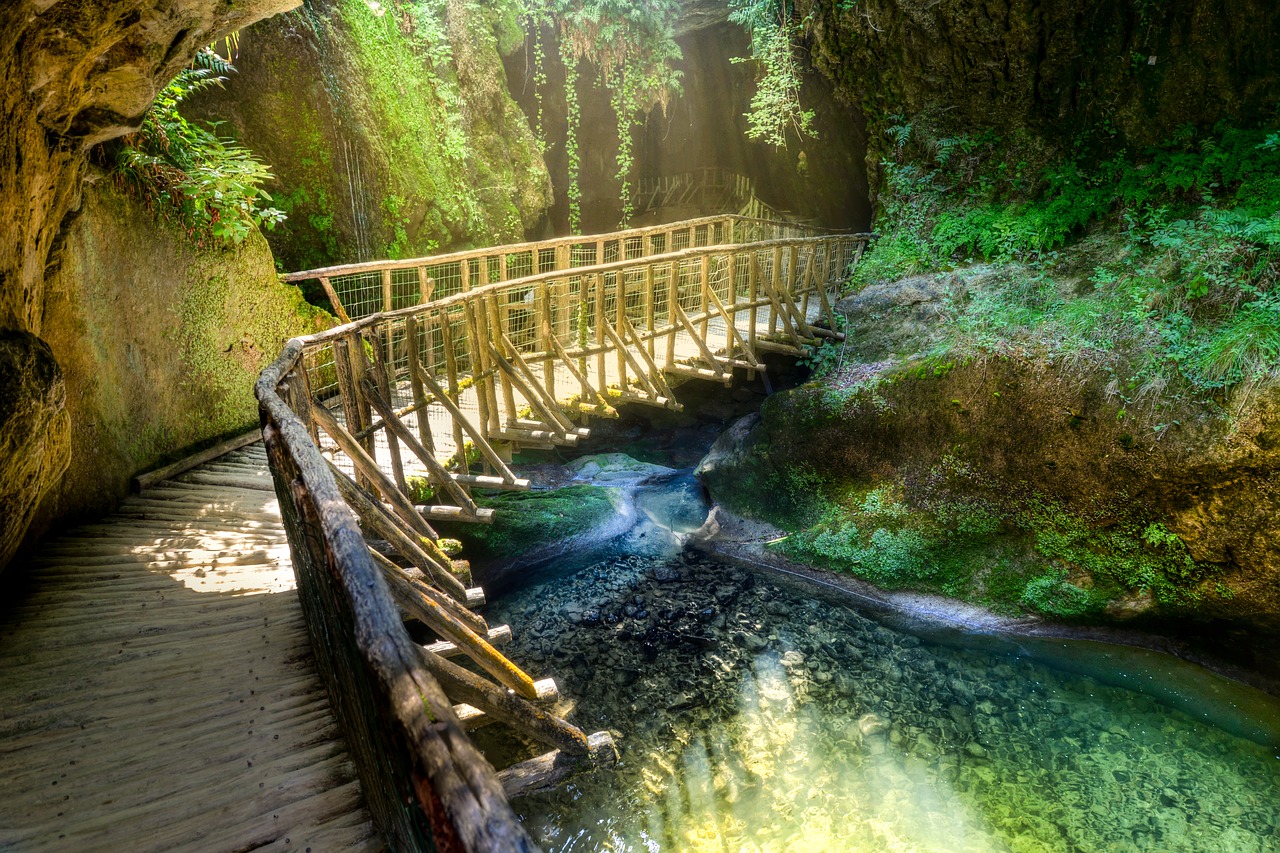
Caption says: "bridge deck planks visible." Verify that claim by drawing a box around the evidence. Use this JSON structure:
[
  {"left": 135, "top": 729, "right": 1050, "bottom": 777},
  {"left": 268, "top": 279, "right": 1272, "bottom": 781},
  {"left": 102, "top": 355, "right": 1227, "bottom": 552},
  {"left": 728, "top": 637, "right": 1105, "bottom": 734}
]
[{"left": 0, "top": 445, "right": 384, "bottom": 852}]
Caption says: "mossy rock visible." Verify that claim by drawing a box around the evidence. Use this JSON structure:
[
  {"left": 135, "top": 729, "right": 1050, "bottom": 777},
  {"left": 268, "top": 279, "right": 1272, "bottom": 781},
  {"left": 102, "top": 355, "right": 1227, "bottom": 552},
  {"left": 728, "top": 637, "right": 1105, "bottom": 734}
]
[
  {"left": 436, "top": 485, "right": 618, "bottom": 565},
  {"left": 699, "top": 345, "right": 1280, "bottom": 629}
]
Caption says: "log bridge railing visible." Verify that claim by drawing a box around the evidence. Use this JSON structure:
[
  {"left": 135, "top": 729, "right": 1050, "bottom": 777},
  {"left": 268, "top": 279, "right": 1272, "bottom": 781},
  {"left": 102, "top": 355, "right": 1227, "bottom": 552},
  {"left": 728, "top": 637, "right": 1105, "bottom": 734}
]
[
  {"left": 284, "top": 213, "right": 819, "bottom": 324},
  {"left": 628, "top": 168, "right": 775, "bottom": 222},
  {"left": 257, "top": 216, "right": 873, "bottom": 850}
]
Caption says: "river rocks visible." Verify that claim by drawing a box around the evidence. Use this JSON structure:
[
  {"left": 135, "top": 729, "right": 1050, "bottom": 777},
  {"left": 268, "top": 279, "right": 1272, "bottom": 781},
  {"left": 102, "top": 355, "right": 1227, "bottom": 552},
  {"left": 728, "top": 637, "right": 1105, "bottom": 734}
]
[
  {"left": 857, "top": 713, "right": 889, "bottom": 737},
  {"left": 496, "top": 545, "right": 1280, "bottom": 851},
  {"left": 780, "top": 650, "right": 806, "bottom": 669},
  {"left": 0, "top": 331, "right": 71, "bottom": 570}
]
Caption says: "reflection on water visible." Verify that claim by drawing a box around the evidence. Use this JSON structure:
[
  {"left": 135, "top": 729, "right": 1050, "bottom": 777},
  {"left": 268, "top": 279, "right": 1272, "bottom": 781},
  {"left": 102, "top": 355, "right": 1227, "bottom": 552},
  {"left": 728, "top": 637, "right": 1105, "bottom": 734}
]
[{"left": 486, "top": 476, "right": 1280, "bottom": 852}]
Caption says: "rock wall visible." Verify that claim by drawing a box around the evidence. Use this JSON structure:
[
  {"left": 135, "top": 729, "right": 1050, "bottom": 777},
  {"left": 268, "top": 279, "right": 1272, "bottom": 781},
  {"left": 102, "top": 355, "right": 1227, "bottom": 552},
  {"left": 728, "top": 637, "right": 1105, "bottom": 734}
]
[
  {"left": 700, "top": 270, "right": 1280, "bottom": 632},
  {"left": 32, "top": 178, "right": 330, "bottom": 532},
  {"left": 797, "top": 0, "right": 1280, "bottom": 191},
  {"left": 0, "top": 0, "right": 298, "bottom": 572},
  {"left": 503, "top": 17, "right": 872, "bottom": 235},
  {"left": 188, "top": 0, "right": 552, "bottom": 274}
]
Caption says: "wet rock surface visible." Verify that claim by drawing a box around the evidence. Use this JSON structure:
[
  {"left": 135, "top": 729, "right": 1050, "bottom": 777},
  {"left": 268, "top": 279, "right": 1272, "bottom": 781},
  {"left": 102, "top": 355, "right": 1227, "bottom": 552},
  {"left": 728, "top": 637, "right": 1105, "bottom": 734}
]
[{"left": 490, "top": 548, "right": 1280, "bottom": 851}]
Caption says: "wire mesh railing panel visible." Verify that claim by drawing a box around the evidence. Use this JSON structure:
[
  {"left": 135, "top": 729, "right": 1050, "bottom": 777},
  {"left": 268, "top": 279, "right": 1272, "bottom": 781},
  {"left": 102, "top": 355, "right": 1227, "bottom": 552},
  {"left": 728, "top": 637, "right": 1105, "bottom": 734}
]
[
  {"left": 333, "top": 271, "right": 384, "bottom": 320},
  {"left": 390, "top": 268, "right": 421, "bottom": 311},
  {"left": 304, "top": 342, "right": 340, "bottom": 404}
]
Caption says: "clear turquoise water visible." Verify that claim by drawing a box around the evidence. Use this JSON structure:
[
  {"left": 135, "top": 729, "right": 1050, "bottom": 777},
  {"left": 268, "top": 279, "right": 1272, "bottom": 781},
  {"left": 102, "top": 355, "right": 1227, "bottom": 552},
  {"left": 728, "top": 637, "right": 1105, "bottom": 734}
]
[{"left": 484, "top": 478, "right": 1280, "bottom": 852}]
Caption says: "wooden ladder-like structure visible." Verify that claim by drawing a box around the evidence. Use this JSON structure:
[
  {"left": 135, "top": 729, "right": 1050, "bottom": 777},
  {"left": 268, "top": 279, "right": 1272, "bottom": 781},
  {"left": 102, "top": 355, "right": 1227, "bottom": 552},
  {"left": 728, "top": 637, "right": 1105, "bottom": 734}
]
[{"left": 259, "top": 214, "right": 874, "bottom": 851}]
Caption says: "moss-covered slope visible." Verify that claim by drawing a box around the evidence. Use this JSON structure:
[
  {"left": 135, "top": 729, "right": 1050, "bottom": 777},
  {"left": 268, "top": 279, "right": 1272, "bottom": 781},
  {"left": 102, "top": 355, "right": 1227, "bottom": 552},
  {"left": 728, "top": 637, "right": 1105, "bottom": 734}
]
[
  {"left": 190, "top": 0, "right": 551, "bottom": 273},
  {"left": 701, "top": 264, "right": 1280, "bottom": 631}
]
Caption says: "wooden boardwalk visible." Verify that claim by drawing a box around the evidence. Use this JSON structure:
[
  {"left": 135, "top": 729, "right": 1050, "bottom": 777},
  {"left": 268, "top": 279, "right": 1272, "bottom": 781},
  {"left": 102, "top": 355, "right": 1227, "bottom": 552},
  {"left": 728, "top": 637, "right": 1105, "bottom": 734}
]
[{"left": 0, "top": 444, "right": 382, "bottom": 852}]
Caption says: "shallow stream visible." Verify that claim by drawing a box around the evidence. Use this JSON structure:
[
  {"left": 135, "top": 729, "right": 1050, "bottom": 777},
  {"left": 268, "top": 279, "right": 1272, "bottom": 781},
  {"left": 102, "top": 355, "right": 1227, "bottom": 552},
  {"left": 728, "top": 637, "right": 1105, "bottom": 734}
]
[{"left": 483, "top": 470, "right": 1280, "bottom": 852}]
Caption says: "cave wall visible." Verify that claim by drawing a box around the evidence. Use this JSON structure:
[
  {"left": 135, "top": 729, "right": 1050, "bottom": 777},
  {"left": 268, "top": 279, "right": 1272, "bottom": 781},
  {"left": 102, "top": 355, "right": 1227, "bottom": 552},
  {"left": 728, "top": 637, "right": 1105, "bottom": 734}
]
[
  {"left": 0, "top": 0, "right": 298, "bottom": 572},
  {"left": 634, "top": 21, "right": 871, "bottom": 231},
  {"left": 797, "top": 0, "right": 1280, "bottom": 192},
  {"left": 187, "top": 0, "right": 552, "bottom": 274}
]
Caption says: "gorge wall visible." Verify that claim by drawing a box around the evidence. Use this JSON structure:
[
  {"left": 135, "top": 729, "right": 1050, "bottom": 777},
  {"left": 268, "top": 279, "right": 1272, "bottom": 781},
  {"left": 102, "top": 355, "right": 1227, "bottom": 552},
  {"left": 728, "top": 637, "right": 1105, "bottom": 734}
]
[
  {"left": 796, "top": 0, "right": 1280, "bottom": 192},
  {"left": 0, "top": 0, "right": 299, "bottom": 571},
  {"left": 187, "top": 0, "right": 552, "bottom": 274}
]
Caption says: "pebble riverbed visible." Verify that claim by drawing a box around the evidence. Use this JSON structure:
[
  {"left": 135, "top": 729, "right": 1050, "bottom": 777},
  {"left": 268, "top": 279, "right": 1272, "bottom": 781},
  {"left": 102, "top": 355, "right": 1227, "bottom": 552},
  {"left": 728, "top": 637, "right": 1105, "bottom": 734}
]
[{"left": 481, "top": 474, "right": 1280, "bottom": 852}]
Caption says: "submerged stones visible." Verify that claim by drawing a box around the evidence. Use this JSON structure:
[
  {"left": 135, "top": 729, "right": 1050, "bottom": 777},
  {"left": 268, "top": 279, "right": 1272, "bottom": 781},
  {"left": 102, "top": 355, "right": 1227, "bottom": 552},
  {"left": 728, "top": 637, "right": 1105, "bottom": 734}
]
[{"left": 492, "top": 548, "right": 1280, "bottom": 851}]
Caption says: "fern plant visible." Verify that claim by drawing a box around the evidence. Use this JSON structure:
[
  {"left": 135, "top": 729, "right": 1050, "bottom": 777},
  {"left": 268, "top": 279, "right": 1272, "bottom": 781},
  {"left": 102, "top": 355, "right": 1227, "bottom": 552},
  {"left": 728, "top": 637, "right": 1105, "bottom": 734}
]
[{"left": 111, "top": 48, "right": 285, "bottom": 246}]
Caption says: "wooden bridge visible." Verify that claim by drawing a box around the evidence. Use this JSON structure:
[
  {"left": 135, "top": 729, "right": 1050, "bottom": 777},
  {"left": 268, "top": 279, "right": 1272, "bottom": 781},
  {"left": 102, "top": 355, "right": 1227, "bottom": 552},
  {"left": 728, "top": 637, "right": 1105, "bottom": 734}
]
[
  {"left": 0, "top": 212, "right": 869, "bottom": 853},
  {"left": 263, "top": 213, "right": 872, "bottom": 849}
]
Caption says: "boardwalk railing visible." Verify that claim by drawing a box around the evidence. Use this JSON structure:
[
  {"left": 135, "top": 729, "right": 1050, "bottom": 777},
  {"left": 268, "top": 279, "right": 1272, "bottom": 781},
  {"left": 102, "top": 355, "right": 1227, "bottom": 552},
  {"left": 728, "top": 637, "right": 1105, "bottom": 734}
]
[
  {"left": 258, "top": 216, "right": 873, "bottom": 850},
  {"left": 628, "top": 168, "right": 779, "bottom": 221},
  {"left": 285, "top": 214, "right": 820, "bottom": 323}
]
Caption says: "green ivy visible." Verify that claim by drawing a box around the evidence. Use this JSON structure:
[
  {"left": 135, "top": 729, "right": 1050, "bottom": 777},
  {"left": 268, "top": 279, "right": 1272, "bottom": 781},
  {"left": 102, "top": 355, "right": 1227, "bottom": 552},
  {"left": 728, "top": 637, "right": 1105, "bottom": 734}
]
[{"left": 729, "top": 0, "right": 816, "bottom": 147}]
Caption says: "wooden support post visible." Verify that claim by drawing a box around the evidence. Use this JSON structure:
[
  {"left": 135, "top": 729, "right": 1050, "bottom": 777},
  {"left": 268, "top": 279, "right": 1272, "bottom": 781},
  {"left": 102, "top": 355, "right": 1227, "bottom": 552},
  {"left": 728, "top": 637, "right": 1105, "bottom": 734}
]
[
  {"left": 644, "top": 265, "right": 656, "bottom": 362},
  {"left": 333, "top": 334, "right": 375, "bottom": 490},
  {"left": 311, "top": 399, "right": 438, "bottom": 545},
  {"left": 405, "top": 315, "right": 436, "bottom": 455},
  {"left": 370, "top": 547, "right": 488, "bottom": 636},
  {"left": 615, "top": 273, "right": 627, "bottom": 392},
  {"left": 599, "top": 320, "right": 662, "bottom": 401},
  {"left": 539, "top": 282, "right": 555, "bottom": 400},
  {"left": 285, "top": 366, "right": 318, "bottom": 446},
  {"left": 706, "top": 270, "right": 761, "bottom": 371},
  {"left": 666, "top": 260, "right": 679, "bottom": 369},
  {"left": 699, "top": 254, "right": 711, "bottom": 343},
  {"left": 488, "top": 297, "right": 518, "bottom": 428},
  {"left": 497, "top": 732, "right": 617, "bottom": 799},
  {"left": 327, "top": 463, "right": 467, "bottom": 599},
  {"left": 423, "top": 625, "right": 511, "bottom": 658},
  {"left": 497, "top": 332, "right": 577, "bottom": 433},
  {"left": 548, "top": 334, "right": 614, "bottom": 416},
  {"left": 619, "top": 315, "right": 676, "bottom": 401},
  {"left": 371, "top": 331, "right": 408, "bottom": 495},
  {"left": 593, "top": 274, "right": 606, "bottom": 394},
  {"left": 462, "top": 300, "right": 496, "bottom": 447},
  {"left": 417, "top": 649, "right": 588, "bottom": 754},
  {"left": 769, "top": 247, "right": 783, "bottom": 337},
  {"left": 671, "top": 301, "right": 731, "bottom": 383},
  {"left": 395, "top": 586, "right": 539, "bottom": 699},
  {"left": 415, "top": 365, "right": 523, "bottom": 484},
  {"left": 363, "top": 377, "right": 479, "bottom": 514},
  {"left": 439, "top": 311, "right": 466, "bottom": 467},
  {"left": 317, "top": 276, "right": 351, "bottom": 323},
  {"left": 418, "top": 269, "right": 434, "bottom": 304}
]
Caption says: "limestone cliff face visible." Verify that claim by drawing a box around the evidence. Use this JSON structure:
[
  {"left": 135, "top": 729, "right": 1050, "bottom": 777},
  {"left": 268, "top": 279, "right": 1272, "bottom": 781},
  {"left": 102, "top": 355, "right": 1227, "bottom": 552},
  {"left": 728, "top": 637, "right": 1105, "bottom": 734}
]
[
  {"left": 0, "top": 334, "right": 71, "bottom": 569},
  {"left": 0, "top": 0, "right": 297, "bottom": 572},
  {"left": 29, "top": 179, "right": 329, "bottom": 535}
]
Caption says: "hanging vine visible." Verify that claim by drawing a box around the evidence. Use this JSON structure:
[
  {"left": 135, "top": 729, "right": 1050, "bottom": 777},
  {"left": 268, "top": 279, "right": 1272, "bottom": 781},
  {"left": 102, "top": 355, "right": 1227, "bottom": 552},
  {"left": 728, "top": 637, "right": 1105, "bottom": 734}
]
[
  {"left": 729, "top": 0, "right": 816, "bottom": 147},
  {"left": 522, "top": 0, "right": 683, "bottom": 231},
  {"left": 559, "top": 34, "right": 582, "bottom": 233}
]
